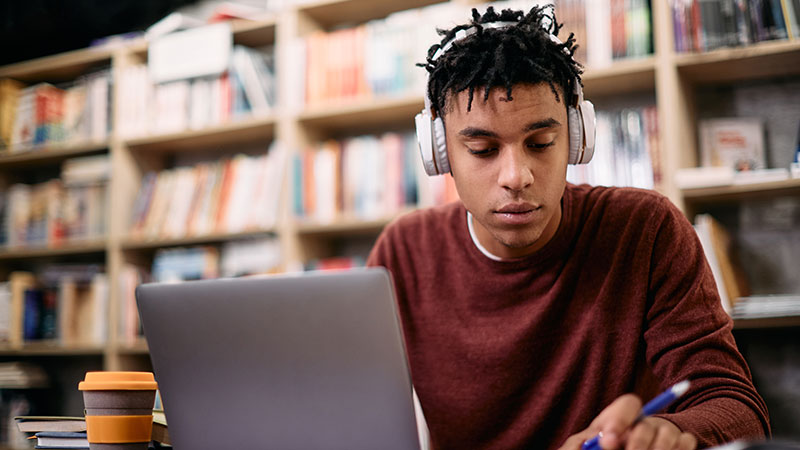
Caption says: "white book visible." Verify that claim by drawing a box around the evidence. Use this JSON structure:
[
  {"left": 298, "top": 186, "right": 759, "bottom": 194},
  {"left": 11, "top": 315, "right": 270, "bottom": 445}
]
[
  {"left": 10, "top": 86, "right": 35, "bottom": 150},
  {"left": 586, "top": 0, "right": 613, "bottom": 67},
  {"left": 259, "top": 143, "right": 287, "bottom": 229},
  {"left": 162, "top": 167, "right": 196, "bottom": 237},
  {"left": 313, "top": 146, "right": 338, "bottom": 224},
  {"left": 232, "top": 47, "right": 271, "bottom": 114},
  {"left": 0, "top": 282, "right": 10, "bottom": 342},
  {"left": 224, "top": 155, "right": 257, "bottom": 232}
]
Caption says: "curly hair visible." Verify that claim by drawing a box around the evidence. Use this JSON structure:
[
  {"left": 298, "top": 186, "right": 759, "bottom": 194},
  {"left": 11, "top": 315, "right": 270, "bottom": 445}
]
[{"left": 419, "top": 4, "right": 583, "bottom": 116}]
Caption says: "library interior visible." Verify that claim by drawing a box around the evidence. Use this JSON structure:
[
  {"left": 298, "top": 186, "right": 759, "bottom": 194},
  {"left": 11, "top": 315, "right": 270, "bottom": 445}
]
[{"left": 0, "top": 0, "right": 799, "bottom": 448}]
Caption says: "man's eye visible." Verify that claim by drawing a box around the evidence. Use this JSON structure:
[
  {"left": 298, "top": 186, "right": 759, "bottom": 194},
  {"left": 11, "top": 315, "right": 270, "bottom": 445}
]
[
  {"left": 528, "top": 141, "right": 554, "bottom": 150},
  {"left": 467, "top": 148, "right": 496, "bottom": 156}
]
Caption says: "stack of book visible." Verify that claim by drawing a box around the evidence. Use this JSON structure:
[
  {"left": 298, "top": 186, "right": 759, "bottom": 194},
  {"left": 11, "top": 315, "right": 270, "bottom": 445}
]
[
  {"left": 567, "top": 106, "right": 661, "bottom": 190},
  {"left": 0, "top": 155, "right": 109, "bottom": 249},
  {"left": 0, "top": 362, "right": 48, "bottom": 389},
  {"left": 0, "top": 71, "right": 110, "bottom": 153},
  {"left": 732, "top": 294, "right": 800, "bottom": 319},
  {"left": 672, "top": 0, "right": 800, "bottom": 53},
  {"left": 13, "top": 413, "right": 170, "bottom": 448},
  {"left": 117, "top": 45, "right": 275, "bottom": 138},
  {"left": 129, "top": 146, "right": 286, "bottom": 240}
]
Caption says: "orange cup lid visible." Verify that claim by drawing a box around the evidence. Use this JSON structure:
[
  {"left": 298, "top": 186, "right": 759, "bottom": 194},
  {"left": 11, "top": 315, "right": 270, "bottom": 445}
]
[{"left": 79, "top": 372, "right": 158, "bottom": 391}]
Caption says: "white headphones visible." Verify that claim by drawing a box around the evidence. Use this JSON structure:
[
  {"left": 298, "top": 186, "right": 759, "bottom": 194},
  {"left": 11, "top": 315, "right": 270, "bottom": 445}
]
[{"left": 415, "top": 22, "right": 596, "bottom": 176}]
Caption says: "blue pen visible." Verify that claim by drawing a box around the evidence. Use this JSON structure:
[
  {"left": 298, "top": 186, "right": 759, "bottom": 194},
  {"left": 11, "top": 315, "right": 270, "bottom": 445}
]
[{"left": 581, "top": 380, "right": 690, "bottom": 450}]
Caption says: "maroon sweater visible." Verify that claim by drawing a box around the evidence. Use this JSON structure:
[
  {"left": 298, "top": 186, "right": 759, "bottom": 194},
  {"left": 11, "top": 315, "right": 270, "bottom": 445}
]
[{"left": 367, "top": 184, "right": 769, "bottom": 449}]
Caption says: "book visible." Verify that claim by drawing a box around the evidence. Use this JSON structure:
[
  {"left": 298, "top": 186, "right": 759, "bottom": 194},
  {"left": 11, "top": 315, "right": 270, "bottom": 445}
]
[
  {"left": 699, "top": 118, "right": 766, "bottom": 171},
  {"left": 694, "top": 214, "right": 750, "bottom": 313},
  {"left": 151, "top": 410, "right": 171, "bottom": 446},
  {"left": 8, "top": 271, "right": 35, "bottom": 347},
  {"left": 15, "top": 416, "right": 86, "bottom": 434},
  {"left": 33, "top": 431, "right": 89, "bottom": 449},
  {"left": 0, "top": 78, "right": 24, "bottom": 150}
]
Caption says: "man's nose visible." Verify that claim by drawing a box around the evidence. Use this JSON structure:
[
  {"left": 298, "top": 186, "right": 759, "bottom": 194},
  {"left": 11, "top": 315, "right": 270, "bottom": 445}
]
[{"left": 497, "top": 148, "right": 533, "bottom": 192}]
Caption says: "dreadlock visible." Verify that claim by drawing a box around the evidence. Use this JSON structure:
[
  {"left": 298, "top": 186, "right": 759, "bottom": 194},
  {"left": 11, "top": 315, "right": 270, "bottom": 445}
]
[{"left": 419, "top": 4, "right": 583, "bottom": 116}]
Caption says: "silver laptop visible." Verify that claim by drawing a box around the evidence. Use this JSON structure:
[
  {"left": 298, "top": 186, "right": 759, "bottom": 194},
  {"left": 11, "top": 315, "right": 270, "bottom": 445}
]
[{"left": 136, "top": 268, "right": 421, "bottom": 450}]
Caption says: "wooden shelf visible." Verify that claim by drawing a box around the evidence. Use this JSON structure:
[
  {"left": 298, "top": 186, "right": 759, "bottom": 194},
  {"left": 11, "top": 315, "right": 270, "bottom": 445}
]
[
  {"left": 682, "top": 178, "right": 800, "bottom": 203},
  {"left": 296, "top": 212, "right": 407, "bottom": 236},
  {"left": 0, "top": 47, "right": 113, "bottom": 82},
  {"left": 123, "top": 115, "right": 276, "bottom": 152},
  {"left": 675, "top": 40, "right": 800, "bottom": 84},
  {"left": 298, "top": 0, "right": 447, "bottom": 30},
  {"left": 298, "top": 57, "right": 657, "bottom": 132},
  {"left": 734, "top": 315, "right": 800, "bottom": 330},
  {"left": 122, "top": 229, "right": 278, "bottom": 250},
  {"left": 0, "top": 241, "right": 106, "bottom": 261},
  {"left": 0, "top": 341, "right": 105, "bottom": 356},
  {"left": 583, "top": 57, "right": 656, "bottom": 97},
  {"left": 299, "top": 94, "right": 423, "bottom": 134},
  {"left": 127, "top": 16, "right": 278, "bottom": 56},
  {"left": 0, "top": 141, "right": 108, "bottom": 169}
]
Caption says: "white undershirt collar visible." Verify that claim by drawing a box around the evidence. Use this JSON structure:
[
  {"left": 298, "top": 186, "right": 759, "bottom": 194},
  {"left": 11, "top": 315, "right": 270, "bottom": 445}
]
[{"left": 466, "top": 210, "right": 507, "bottom": 261}]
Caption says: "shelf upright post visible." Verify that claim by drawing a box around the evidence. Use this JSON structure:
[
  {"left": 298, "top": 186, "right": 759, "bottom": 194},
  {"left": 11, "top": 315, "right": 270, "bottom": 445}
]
[{"left": 653, "top": 0, "right": 697, "bottom": 213}]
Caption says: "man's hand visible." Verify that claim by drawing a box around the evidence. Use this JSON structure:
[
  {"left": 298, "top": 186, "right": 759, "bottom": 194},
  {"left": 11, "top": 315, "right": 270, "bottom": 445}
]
[{"left": 558, "top": 394, "right": 697, "bottom": 450}]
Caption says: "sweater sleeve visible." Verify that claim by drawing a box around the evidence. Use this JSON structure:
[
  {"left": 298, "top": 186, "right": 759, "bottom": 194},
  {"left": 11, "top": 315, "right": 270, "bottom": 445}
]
[{"left": 644, "top": 197, "right": 770, "bottom": 446}]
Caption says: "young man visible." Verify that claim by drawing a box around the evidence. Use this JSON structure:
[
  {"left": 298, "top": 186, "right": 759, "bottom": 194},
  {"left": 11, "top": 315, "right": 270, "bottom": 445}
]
[{"left": 367, "top": 6, "right": 770, "bottom": 450}]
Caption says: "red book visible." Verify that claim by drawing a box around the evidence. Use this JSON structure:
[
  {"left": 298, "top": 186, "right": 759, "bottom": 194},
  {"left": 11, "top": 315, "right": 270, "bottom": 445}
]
[
  {"left": 610, "top": 0, "right": 627, "bottom": 58},
  {"left": 214, "top": 159, "right": 235, "bottom": 232}
]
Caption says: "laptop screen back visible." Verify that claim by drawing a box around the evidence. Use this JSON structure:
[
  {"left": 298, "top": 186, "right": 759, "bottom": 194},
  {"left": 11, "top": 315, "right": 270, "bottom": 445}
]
[{"left": 136, "top": 268, "right": 420, "bottom": 450}]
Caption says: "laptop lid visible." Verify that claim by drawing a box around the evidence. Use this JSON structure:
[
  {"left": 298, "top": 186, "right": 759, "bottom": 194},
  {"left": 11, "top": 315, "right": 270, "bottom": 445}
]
[{"left": 136, "top": 268, "right": 420, "bottom": 450}]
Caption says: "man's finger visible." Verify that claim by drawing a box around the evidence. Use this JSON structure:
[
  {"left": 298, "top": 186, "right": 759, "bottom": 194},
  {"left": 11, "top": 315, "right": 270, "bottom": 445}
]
[
  {"left": 557, "top": 431, "right": 593, "bottom": 450},
  {"left": 592, "top": 394, "right": 643, "bottom": 448},
  {"left": 650, "top": 422, "right": 679, "bottom": 450},
  {"left": 624, "top": 421, "right": 656, "bottom": 450},
  {"left": 674, "top": 433, "right": 697, "bottom": 450}
]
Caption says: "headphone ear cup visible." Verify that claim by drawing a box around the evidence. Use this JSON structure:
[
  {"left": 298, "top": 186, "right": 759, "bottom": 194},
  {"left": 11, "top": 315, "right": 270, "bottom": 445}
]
[
  {"left": 578, "top": 100, "right": 596, "bottom": 164},
  {"left": 415, "top": 111, "right": 439, "bottom": 176},
  {"left": 431, "top": 116, "right": 450, "bottom": 174},
  {"left": 567, "top": 106, "right": 584, "bottom": 165}
]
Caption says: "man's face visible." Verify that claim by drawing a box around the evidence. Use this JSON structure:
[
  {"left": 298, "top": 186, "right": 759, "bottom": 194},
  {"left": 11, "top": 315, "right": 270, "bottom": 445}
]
[{"left": 443, "top": 82, "right": 569, "bottom": 259}]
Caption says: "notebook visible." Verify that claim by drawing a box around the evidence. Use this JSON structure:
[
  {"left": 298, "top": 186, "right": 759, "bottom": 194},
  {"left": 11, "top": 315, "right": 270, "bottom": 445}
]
[{"left": 136, "top": 268, "right": 421, "bottom": 450}]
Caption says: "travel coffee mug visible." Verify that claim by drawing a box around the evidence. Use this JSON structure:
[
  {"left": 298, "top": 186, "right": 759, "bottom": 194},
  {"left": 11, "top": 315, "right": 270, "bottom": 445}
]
[{"left": 79, "top": 371, "right": 158, "bottom": 450}]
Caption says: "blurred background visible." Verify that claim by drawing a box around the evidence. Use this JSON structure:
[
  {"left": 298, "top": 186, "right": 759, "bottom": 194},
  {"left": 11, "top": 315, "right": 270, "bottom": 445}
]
[{"left": 0, "top": 0, "right": 799, "bottom": 446}]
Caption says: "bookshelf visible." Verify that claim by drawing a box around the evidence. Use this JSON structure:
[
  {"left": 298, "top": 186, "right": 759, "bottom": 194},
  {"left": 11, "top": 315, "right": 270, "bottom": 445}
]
[{"left": 1, "top": 0, "right": 799, "bottom": 433}]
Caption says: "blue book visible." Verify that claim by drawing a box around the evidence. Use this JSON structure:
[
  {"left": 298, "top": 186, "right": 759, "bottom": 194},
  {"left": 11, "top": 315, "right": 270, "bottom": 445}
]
[
  {"left": 23, "top": 289, "right": 42, "bottom": 341},
  {"left": 34, "top": 431, "right": 89, "bottom": 449}
]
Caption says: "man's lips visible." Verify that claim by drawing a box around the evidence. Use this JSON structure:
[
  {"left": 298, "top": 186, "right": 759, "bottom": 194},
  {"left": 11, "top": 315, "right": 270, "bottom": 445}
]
[
  {"left": 493, "top": 203, "right": 542, "bottom": 226},
  {"left": 495, "top": 203, "right": 540, "bottom": 214}
]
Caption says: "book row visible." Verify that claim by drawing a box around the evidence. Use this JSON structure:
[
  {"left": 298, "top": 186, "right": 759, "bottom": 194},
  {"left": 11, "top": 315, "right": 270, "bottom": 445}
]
[
  {"left": 129, "top": 144, "right": 285, "bottom": 240},
  {"left": 0, "top": 155, "right": 110, "bottom": 249},
  {"left": 293, "top": 131, "right": 458, "bottom": 223},
  {"left": 672, "top": 0, "right": 800, "bottom": 53},
  {"left": 301, "top": 0, "right": 653, "bottom": 107},
  {"left": 117, "top": 45, "right": 275, "bottom": 138},
  {"left": 0, "top": 265, "right": 108, "bottom": 347},
  {"left": 0, "top": 72, "right": 110, "bottom": 153},
  {"left": 566, "top": 105, "right": 661, "bottom": 190}
]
